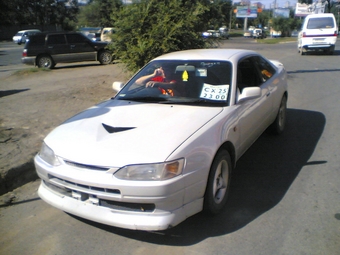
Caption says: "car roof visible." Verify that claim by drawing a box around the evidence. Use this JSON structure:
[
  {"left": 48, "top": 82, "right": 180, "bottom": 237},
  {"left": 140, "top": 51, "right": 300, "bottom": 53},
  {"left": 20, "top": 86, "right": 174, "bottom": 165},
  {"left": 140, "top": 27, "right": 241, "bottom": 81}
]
[
  {"left": 153, "top": 49, "right": 258, "bottom": 62},
  {"left": 18, "top": 29, "right": 41, "bottom": 32},
  {"left": 306, "top": 13, "right": 335, "bottom": 18}
]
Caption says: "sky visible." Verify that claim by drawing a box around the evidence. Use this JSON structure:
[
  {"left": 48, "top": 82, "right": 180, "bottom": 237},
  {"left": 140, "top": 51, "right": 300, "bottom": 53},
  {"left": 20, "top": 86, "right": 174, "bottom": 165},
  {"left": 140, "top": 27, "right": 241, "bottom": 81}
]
[{"left": 257, "top": 0, "right": 298, "bottom": 9}]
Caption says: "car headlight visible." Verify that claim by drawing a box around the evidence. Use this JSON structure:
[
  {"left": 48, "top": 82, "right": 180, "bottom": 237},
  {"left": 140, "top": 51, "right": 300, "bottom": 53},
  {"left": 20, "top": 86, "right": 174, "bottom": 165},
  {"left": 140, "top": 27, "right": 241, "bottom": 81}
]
[
  {"left": 114, "top": 159, "right": 184, "bottom": 181},
  {"left": 39, "top": 142, "right": 60, "bottom": 166}
]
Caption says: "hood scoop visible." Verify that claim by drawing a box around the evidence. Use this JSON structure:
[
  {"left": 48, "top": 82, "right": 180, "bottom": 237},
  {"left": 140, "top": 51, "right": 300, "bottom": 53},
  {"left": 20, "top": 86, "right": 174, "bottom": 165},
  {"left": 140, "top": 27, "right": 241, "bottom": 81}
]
[{"left": 102, "top": 123, "right": 135, "bottom": 134}]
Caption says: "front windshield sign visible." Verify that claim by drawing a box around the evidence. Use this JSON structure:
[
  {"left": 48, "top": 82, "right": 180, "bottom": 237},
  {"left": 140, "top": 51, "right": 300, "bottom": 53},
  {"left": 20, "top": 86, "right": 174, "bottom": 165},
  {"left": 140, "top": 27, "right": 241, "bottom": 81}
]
[{"left": 200, "top": 84, "right": 229, "bottom": 101}]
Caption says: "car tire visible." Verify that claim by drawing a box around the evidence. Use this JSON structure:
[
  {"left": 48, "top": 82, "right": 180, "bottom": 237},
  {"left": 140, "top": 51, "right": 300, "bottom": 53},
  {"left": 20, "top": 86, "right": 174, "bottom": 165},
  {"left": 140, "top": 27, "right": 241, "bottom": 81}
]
[
  {"left": 37, "top": 55, "right": 54, "bottom": 69},
  {"left": 99, "top": 51, "right": 113, "bottom": 65},
  {"left": 204, "top": 150, "right": 232, "bottom": 215},
  {"left": 299, "top": 48, "right": 305, "bottom": 55},
  {"left": 269, "top": 95, "right": 287, "bottom": 135}
]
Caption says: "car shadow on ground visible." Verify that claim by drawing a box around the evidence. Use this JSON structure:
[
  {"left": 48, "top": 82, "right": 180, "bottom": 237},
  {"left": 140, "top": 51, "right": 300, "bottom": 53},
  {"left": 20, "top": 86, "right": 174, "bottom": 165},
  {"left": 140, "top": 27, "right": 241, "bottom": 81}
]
[
  {"left": 52, "top": 61, "right": 117, "bottom": 70},
  {"left": 301, "top": 49, "right": 340, "bottom": 56},
  {"left": 72, "top": 108, "right": 325, "bottom": 245},
  {"left": 0, "top": 89, "right": 29, "bottom": 98}
]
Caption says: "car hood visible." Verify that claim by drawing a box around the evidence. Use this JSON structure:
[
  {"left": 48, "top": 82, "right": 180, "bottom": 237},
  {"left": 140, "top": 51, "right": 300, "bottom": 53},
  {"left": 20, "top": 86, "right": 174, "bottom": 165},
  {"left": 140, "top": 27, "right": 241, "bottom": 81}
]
[{"left": 45, "top": 100, "right": 223, "bottom": 167}]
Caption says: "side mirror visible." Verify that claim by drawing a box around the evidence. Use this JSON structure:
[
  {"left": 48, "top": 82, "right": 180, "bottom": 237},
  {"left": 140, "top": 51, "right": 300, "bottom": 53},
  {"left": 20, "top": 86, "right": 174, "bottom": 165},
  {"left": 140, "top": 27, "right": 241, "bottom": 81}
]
[
  {"left": 238, "top": 87, "right": 261, "bottom": 102},
  {"left": 112, "top": 81, "right": 124, "bottom": 92}
]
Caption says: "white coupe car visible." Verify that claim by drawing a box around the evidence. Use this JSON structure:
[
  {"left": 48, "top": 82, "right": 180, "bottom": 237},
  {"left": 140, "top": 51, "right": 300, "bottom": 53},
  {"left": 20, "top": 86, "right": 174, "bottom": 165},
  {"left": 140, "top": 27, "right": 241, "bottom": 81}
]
[{"left": 35, "top": 49, "right": 288, "bottom": 231}]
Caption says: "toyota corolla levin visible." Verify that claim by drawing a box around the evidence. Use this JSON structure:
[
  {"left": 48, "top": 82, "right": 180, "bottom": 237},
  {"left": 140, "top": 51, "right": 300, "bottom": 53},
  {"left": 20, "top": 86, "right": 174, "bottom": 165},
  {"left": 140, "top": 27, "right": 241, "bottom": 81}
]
[{"left": 35, "top": 49, "right": 288, "bottom": 231}]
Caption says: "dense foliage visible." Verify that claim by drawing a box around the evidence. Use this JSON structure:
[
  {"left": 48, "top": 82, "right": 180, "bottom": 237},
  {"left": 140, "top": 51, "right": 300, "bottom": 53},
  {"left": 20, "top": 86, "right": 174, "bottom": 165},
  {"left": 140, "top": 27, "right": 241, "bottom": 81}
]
[
  {"left": 109, "top": 0, "right": 212, "bottom": 72},
  {"left": 0, "top": 0, "right": 78, "bottom": 30},
  {"left": 77, "top": 0, "right": 122, "bottom": 27}
]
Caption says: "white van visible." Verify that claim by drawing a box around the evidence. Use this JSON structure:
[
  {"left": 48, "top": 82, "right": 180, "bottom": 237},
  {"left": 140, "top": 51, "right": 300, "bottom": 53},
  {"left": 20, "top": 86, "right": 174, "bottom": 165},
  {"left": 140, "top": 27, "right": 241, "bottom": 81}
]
[
  {"left": 12, "top": 29, "right": 41, "bottom": 45},
  {"left": 298, "top": 13, "right": 338, "bottom": 55}
]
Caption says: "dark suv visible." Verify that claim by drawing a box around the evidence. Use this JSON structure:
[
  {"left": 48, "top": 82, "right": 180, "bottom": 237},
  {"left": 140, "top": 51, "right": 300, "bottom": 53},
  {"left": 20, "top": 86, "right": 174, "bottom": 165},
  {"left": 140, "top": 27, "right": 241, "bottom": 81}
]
[{"left": 22, "top": 32, "right": 113, "bottom": 69}]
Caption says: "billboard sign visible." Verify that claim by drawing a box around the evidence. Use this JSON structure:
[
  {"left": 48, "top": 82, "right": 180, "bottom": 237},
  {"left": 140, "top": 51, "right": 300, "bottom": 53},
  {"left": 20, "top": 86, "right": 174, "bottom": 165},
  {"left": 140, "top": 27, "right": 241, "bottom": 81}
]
[
  {"left": 274, "top": 8, "right": 290, "bottom": 18},
  {"left": 295, "top": 3, "right": 326, "bottom": 17},
  {"left": 236, "top": 6, "right": 258, "bottom": 18}
]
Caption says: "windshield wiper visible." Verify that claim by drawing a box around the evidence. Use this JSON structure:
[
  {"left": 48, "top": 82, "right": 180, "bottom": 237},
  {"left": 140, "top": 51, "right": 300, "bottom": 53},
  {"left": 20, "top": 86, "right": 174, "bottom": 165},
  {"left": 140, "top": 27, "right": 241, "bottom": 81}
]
[
  {"left": 161, "top": 98, "right": 226, "bottom": 106},
  {"left": 118, "top": 96, "right": 169, "bottom": 102}
]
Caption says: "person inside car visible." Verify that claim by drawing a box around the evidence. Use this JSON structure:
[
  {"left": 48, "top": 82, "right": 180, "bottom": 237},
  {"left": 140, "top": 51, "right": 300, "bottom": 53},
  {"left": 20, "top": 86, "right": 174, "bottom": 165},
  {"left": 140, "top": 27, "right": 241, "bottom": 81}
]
[{"left": 135, "top": 66, "right": 184, "bottom": 96}]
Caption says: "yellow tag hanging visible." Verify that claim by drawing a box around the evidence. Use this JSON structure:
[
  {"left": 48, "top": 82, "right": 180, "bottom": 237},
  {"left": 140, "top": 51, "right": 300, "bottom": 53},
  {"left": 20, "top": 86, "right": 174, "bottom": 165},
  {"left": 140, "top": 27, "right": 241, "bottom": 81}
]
[{"left": 182, "top": 70, "right": 188, "bottom": 82}]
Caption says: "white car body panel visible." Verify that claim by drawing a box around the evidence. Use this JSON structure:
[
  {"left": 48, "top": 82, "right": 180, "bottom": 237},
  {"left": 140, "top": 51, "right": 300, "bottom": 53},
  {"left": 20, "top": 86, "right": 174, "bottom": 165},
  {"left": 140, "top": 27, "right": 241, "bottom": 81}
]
[
  {"left": 45, "top": 101, "right": 223, "bottom": 167},
  {"left": 298, "top": 13, "right": 338, "bottom": 54},
  {"left": 35, "top": 49, "right": 288, "bottom": 231}
]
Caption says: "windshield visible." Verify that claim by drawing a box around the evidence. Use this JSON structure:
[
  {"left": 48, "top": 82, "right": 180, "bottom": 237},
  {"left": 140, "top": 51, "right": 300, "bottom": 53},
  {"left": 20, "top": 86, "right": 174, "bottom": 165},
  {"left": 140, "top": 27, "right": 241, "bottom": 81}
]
[{"left": 116, "top": 60, "right": 232, "bottom": 106}]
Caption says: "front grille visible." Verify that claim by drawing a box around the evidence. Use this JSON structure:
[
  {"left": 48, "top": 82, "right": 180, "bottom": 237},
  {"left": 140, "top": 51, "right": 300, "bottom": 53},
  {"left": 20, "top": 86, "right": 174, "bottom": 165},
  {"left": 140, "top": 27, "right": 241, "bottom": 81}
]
[
  {"left": 100, "top": 200, "right": 155, "bottom": 212},
  {"left": 64, "top": 160, "right": 110, "bottom": 171},
  {"left": 43, "top": 180, "right": 155, "bottom": 213},
  {"left": 48, "top": 174, "right": 120, "bottom": 195}
]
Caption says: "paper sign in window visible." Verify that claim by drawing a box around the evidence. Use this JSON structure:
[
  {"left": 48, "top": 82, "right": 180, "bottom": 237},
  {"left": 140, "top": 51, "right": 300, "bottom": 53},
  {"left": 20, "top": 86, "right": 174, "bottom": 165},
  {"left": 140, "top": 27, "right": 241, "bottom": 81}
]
[{"left": 200, "top": 83, "right": 229, "bottom": 101}]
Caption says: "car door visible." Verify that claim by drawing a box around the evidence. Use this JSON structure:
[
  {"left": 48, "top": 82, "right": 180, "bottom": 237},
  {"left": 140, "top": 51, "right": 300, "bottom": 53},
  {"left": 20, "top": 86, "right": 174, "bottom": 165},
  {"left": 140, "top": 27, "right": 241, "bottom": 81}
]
[
  {"left": 46, "top": 34, "right": 68, "bottom": 63},
  {"left": 65, "top": 33, "right": 97, "bottom": 62},
  {"left": 235, "top": 56, "right": 275, "bottom": 154}
]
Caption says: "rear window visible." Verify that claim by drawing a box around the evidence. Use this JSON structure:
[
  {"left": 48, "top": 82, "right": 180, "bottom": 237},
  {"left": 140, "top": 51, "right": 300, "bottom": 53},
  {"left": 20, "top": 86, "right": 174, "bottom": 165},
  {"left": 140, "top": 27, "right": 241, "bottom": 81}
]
[{"left": 307, "top": 17, "right": 334, "bottom": 29}]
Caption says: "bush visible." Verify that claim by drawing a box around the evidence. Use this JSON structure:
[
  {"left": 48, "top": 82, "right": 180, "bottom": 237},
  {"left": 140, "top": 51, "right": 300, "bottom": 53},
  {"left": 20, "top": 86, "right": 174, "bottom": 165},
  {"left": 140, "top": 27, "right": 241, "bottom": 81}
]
[{"left": 110, "top": 0, "right": 209, "bottom": 73}]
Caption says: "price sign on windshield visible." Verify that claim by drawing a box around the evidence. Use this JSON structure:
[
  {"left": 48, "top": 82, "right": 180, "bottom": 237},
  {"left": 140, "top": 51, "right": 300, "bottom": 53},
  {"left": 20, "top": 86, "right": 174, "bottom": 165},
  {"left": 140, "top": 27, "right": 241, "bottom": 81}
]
[{"left": 200, "top": 83, "right": 229, "bottom": 101}]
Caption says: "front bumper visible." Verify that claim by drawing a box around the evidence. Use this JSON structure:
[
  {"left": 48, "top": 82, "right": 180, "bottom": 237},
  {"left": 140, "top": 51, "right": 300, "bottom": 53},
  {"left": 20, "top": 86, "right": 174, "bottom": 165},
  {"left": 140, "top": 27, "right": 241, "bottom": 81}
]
[{"left": 34, "top": 155, "right": 203, "bottom": 231}]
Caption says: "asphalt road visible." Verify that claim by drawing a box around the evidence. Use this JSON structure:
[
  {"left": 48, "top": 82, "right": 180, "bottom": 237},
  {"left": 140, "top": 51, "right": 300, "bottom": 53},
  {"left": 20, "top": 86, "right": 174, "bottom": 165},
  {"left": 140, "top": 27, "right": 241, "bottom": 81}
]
[{"left": 1, "top": 38, "right": 340, "bottom": 255}]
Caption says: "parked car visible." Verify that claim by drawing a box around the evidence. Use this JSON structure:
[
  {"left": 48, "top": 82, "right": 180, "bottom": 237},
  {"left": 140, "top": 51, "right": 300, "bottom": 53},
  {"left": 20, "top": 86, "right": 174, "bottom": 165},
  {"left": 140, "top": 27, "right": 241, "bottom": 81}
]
[
  {"left": 35, "top": 49, "right": 288, "bottom": 231},
  {"left": 86, "top": 32, "right": 101, "bottom": 41},
  {"left": 291, "top": 30, "right": 299, "bottom": 37},
  {"left": 219, "top": 26, "right": 229, "bottom": 39},
  {"left": 202, "top": 30, "right": 220, "bottom": 38},
  {"left": 243, "top": 30, "right": 253, "bottom": 38},
  {"left": 298, "top": 13, "right": 338, "bottom": 55},
  {"left": 253, "top": 29, "right": 266, "bottom": 39},
  {"left": 22, "top": 32, "right": 113, "bottom": 69},
  {"left": 271, "top": 30, "right": 282, "bottom": 38},
  {"left": 12, "top": 29, "right": 41, "bottom": 45},
  {"left": 101, "top": 27, "right": 115, "bottom": 42}
]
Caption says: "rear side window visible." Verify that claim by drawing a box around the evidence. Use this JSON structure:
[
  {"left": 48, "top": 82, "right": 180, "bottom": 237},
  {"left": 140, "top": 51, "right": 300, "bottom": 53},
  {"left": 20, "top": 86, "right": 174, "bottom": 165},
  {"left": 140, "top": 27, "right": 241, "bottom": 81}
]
[
  {"left": 252, "top": 56, "right": 276, "bottom": 82},
  {"left": 307, "top": 17, "right": 334, "bottom": 29},
  {"left": 47, "top": 34, "right": 66, "bottom": 45},
  {"left": 29, "top": 34, "right": 46, "bottom": 45},
  {"left": 66, "top": 33, "right": 88, "bottom": 43}
]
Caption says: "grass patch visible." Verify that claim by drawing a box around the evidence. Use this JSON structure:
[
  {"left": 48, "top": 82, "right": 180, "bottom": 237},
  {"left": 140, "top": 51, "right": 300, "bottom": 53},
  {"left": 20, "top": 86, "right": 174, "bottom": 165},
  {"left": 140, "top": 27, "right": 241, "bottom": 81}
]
[
  {"left": 258, "top": 37, "right": 297, "bottom": 44},
  {"left": 14, "top": 68, "right": 51, "bottom": 76}
]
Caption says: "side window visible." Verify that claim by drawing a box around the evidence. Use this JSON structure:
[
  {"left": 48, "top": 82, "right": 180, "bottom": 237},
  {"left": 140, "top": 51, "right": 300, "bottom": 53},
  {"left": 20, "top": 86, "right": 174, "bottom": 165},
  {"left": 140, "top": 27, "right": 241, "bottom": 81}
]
[
  {"left": 47, "top": 34, "right": 66, "bottom": 45},
  {"left": 237, "top": 57, "right": 262, "bottom": 92},
  {"left": 29, "top": 34, "right": 46, "bottom": 45},
  {"left": 252, "top": 56, "right": 276, "bottom": 82},
  {"left": 66, "top": 34, "right": 88, "bottom": 44}
]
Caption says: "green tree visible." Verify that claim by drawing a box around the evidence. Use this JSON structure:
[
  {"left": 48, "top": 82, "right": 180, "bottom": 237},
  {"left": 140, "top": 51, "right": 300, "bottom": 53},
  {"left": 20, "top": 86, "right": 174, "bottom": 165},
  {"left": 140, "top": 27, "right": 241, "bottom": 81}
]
[
  {"left": 271, "top": 17, "right": 291, "bottom": 37},
  {"left": 204, "top": 0, "right": 232, "bottom": 30},
  {"left": 77, "top": 0, "right": 122, "bottom": 27},
  {"left": 0, "top": 0, "right": 78, "bottom": 30},
  {"left": 111, "top": 0, "right": 209, "bottom": 72}
]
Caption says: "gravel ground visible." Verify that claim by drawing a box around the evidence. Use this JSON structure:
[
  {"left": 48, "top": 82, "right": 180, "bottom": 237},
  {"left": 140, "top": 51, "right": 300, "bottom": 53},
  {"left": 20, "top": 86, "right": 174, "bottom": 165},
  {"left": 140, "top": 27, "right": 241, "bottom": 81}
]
[{"left": 0, "top": 62, "right": 131, "bottom": 195}]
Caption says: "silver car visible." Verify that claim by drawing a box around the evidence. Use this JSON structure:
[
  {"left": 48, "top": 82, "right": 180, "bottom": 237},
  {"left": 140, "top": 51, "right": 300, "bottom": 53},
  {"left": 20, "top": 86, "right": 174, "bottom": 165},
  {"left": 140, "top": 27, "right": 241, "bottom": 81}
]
[
  {"left": 12, "top": 29, "right": 41, "bottom": 45},
  {"left": 35, "top": 49, "right": 288, "bottom": 231}
]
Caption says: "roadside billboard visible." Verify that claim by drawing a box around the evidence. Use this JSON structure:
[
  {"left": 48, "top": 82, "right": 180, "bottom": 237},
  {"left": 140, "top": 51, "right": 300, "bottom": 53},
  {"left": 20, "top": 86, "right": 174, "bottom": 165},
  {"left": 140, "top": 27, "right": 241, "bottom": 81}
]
[
  {"left": 295, "top": 3, "right": 326, "bottom": 17},
  {"left": 274, "top": 8, "right": 290, "bottom": 18},
  {"left": 236, "top": 6, "right": 258, "bottom": 18}
]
